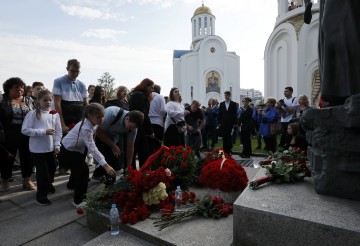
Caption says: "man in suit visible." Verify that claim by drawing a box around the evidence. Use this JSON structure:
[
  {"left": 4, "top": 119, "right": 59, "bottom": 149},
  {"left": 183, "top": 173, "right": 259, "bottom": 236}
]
[{"left": 218, "top": 91, "right": 238, "bottom": 155}]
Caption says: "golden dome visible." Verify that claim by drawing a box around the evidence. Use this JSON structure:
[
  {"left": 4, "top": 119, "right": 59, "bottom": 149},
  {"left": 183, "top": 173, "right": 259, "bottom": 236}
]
[{"left": 193, "top": 4, "right": 212, "bottom": 17}]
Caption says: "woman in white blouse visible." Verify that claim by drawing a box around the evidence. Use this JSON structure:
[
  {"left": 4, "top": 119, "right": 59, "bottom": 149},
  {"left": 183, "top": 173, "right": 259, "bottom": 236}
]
[{"left": 164, "top": 88, "right": 189, "bottom": 147}]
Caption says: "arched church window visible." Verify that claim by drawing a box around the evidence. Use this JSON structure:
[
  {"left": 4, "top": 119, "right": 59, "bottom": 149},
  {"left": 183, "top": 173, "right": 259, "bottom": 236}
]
[
  {"left": 199, "top": 17, "right": 201, "bottom": 35},
  {"left": 191, "top": 86, "right": 193, "bottom": 101},
  {"left": 210, "top": 18, "right": 212, "bottom": 34},
  {"left": 204, "top": 17, "right": 208, "bottom": 35},
  {"left": 193, "top": 20, "right": 196, "bottom": 36}
]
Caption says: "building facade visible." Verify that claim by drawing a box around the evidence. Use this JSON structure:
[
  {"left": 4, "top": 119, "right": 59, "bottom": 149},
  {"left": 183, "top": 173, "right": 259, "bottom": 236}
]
[
  {"left": 173, "top": 4, "right": 240, "bottom": 106},
  {"left": 264, "top": 0, "right": 320, "bottom": 106}
]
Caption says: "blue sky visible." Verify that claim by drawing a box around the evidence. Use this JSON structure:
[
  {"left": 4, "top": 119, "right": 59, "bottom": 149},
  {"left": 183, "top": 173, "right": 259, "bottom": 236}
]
[{"left": 0, "top": 0, "right": 277, "bottom": 97}]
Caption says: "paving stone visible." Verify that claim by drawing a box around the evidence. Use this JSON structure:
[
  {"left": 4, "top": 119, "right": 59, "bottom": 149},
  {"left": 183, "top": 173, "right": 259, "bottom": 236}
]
[
  {"left": 23, "top": 221, "right": 99, "bottom": 246},
  {"left": 0, "top": 200, "right": 25, "bottom": 222}
]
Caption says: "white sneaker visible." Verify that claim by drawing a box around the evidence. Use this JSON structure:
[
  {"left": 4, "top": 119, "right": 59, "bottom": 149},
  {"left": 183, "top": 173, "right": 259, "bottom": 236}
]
[{"left": 72, "top": 201, "right": 87, "bottom": 208}]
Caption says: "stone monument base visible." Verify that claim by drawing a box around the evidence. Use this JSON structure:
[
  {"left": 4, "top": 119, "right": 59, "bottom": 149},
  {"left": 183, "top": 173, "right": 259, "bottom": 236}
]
[{"left": 233, "top": 169, "right": 360, "bottom": 246}]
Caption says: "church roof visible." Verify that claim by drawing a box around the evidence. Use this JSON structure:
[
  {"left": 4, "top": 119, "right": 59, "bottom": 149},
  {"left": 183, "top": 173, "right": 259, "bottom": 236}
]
[
  {"left": 193, "top": 4, "right": 212, "bottom": 17},
  {"left": 173, "top": 50, "right": 191, "bottom": 58}
]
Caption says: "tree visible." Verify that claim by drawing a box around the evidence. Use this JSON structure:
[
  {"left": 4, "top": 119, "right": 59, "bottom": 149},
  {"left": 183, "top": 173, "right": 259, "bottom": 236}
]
[{"left": 98, "top": 72, "right": 116, "bottom": 99}]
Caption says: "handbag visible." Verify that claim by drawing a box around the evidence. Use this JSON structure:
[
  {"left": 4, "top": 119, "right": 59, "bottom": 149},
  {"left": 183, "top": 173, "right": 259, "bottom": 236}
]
[
  {"left": 270, "top": 122, "right": 282, "bottom": 136},
  {"left": 171, "top": 117, "right": 186, "bottom": 133}
]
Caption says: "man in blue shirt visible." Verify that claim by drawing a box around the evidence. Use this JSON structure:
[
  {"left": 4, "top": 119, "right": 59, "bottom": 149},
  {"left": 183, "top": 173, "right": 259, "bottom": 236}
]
[{"left": 52, "top": 59, "right": 87, "bottom": 175}]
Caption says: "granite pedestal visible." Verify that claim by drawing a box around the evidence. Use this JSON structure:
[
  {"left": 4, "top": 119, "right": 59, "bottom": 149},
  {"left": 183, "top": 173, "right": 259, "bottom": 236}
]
[{"left": 233, "top": 169, "right": 360, "bottom": 246}]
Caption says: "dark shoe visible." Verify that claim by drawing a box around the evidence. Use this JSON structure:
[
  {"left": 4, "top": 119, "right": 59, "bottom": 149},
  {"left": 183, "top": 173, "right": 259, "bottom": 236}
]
[
  {"left": 36, "top": 198, "right": 51, "bottom": 206},
  {"left": 66, "top": 182, "right": 74, "bottom": 190},
  {"left": 48, "top": 185, "right": 55, "bottom": 194},
  {"left": 200, "top": 146, "right": 208, "bottom": 150},
  {"left": 92, "top": 175, "right": 105, "bottom": 181},
  {"left": 240, "top": 154, "right": 250, "bottom": 158},
  {"left": 58, "top": 168, "right": 70, "bottom": 175}
]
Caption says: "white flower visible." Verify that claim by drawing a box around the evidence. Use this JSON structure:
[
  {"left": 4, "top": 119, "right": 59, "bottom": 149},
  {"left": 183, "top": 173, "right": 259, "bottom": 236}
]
[{"left": 142, "top": 182, "right": 168, "bottom": 206}]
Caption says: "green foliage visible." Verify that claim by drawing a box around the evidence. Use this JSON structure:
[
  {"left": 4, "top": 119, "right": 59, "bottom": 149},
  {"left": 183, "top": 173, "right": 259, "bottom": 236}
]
[
  {"left": 97, "top": 72, "right": 116, "bottom": 99},
  {"left": 85, "top": 179, "right": 132, "bottom": 212},
  {"left": 264, "top": 160, "right": 306, "bottom": 183}
]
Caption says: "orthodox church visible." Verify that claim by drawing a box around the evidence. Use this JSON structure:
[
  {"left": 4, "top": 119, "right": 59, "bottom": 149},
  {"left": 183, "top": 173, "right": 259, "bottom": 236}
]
[
  {"left": 173, "top": 4, "right": 240, "bottom": 106},
  {"left": 264, "top": 0, "right": 320, "bottom": 106}
]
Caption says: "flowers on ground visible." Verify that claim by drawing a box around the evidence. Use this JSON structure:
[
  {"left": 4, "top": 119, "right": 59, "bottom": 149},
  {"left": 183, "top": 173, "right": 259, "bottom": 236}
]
[
  {"left": 199, "top": 155, "right": 248, "bottom": 192},
  {"left": 141, "top": 146, "right": 199, "bottom": 189},
  {"left": 142, "top": 182, "right": 168, "bottom": 205},
  {"left": 154, "top": 195, "right": 233, "bottom": 231},
  {"left": 250, "top": 148, "right": 311, "bottom": 189}
]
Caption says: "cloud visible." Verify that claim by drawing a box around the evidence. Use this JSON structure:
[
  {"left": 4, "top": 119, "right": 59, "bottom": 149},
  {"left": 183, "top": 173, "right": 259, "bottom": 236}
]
[
  {"left": 138, "top": 0, "right": 173, "bottom": 8},
  {"left": 81, "top": 28, "right": 127, "bottom": 41},
  {"left": 60, "top": 4, "right": 133, "bottom": 21},
  {"left": 0, "top": 33, "right": 173, "bottom": 94}
]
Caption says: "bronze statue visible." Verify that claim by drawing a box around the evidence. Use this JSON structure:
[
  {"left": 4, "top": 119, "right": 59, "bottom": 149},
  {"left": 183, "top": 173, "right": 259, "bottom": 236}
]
[{"left": 305, "top": 0, "right": 360, "bottom": 106}]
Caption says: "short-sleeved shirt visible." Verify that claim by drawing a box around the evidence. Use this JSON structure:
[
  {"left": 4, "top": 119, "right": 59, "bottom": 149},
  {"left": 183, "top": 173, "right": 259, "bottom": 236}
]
[
  {"left": 52, "top": 75, "right": 87, "bottom": 102},
  {"left": 98, "top": 106, "right": 137, "bottom": 142},
  {"left": 281, "top": 97, "right": 299, "bottom": 123}
]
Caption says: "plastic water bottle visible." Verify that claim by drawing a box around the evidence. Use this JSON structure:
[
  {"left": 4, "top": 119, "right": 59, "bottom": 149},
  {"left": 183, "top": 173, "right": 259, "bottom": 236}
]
[
  {"left": 175, "top": 186, "right": 182, "bottom": 211},
  {"left": 110, "top": 204, "right": 119, "bottom": 235}
]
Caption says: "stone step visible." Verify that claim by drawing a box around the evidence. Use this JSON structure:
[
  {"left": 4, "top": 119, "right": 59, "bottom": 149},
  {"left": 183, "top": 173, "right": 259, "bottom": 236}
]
[{"left": 84, "top": 230, "right": 156, "bottom": 246}]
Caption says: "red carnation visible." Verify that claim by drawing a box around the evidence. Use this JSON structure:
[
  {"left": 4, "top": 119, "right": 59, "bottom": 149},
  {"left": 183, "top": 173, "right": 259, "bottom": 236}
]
[
  {"left": 129, "top": 211, "right": 138, "bottom": 225},
  {"left": 181, "top": 162, "right": 187, "bottom": 167},
  {"left": 67, "top": 123, "right": 76, "bottom": 130},
  {"left": 49, "top": 110, "right": 57, "bottom": 115},
  {"left": 76, "top": 207, "right": 84, "bottom": 215}
]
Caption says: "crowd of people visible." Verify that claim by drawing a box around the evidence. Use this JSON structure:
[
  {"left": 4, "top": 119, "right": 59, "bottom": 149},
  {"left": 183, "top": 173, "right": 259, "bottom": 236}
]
[{"left": 0, "top": 58, "right": 311, "bottom": 207}]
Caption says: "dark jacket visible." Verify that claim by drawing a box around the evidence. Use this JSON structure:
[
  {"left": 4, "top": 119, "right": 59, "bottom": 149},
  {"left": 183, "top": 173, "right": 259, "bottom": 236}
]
[
  {"left": 218, "top": 101, "right": 237, "bottom": 127},
  {"left": 239, "top": 106, "right": 253, "bottom": 131},
  {"left": 128, "top": 90, "right": 153, "bottom": 135},
  {"left": 105, "top": 99, "right": 129, "bottom": 110},
  {"left": 0, "top": 94, "right": 34, "bottom": 129}
]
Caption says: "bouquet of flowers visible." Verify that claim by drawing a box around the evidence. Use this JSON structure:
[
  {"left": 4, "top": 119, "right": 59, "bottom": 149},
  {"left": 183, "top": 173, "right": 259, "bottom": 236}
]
[
  {"left": 267, "top": 147, "right": 307, "bottom": 164},
  {"left": 141, "top": 146, "right": 199, "bottom": 190},
  {"left": 199, "top": 155, "right": 248, "bottom": 193},
  {"left": 154, "top": 195, "right": 233, "bottom": 231},
  {"left": 86, "top": 166, "right": 174, "bottom": 225},
  {"left": 249, "top": 159, "right": 311, "bottom": 189},
  {"left": 202, "top": 148, "right": 231, "bottom": 166}
]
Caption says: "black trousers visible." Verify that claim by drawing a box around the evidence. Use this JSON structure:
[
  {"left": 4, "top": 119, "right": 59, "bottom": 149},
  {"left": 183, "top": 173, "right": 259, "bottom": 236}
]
[
  {"left": 202, "top": 125, "right": 217, "bottom": 148},
  {"left": 264, "top": 136, "right": 277, "bottom": 153},
  {"left": 31, "top": 152, "right": 56, "bottom": 200},
  {"left": 164, "top": 124, "right": 185, "bottom": 147},
  {"left": 240, "top": 130, "right": 252, "bottom": 156},
  {"left": 132, "top": 128, "right": 150, "bottom": 169},
  {"left": 149, "top": 124, "right": 164, "bottom": 154},
  {"left": 65, "top": 148, "right": 88, "bottom": 204},
  {"left": 221, "top": 126, "right": 233, "bottom": 155},
  {"left": 92, "top": 138, "right": 123, "bottom": 179},
  {"left": 0, "top": 125, "right": 33, "bottom": 179},
  {"left": 58, "top": 101, "right": 85, "bottom": 169}
]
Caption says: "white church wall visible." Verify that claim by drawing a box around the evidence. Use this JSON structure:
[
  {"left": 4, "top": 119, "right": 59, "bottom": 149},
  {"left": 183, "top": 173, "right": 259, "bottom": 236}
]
[
  {"left": 224, "top": 54, "right": 240, "bottom": 103},
  {"left": 265, "top": 23, "right": 298, "bottom": 100},
  {"left": 173, "top": 58, "right": 181, "bottom": 89},
  {"left": 179, "top": 53, "right": 199, "bottom": 104},
  {"left": 298, "top": 13, "right": 319, "bottom": 99}
]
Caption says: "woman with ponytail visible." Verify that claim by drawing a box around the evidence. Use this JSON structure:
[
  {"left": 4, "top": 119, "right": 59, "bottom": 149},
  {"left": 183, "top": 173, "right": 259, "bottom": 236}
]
[{"left": 61, "top": 103, "right": 116, "bottom": 208}]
